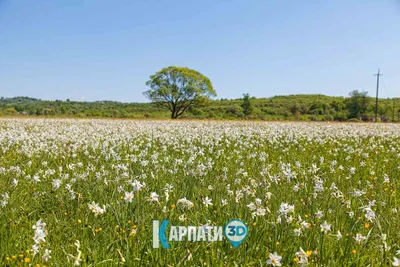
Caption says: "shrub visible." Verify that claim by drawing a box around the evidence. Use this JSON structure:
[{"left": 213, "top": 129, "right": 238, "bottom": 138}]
[{"left": 347, "top": 118, "right": 360, "bottom": 122}]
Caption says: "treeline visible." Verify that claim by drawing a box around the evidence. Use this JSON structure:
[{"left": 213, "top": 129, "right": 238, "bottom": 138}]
[{"left": 0, "top": 93, "right": 399, "bottom": 121}]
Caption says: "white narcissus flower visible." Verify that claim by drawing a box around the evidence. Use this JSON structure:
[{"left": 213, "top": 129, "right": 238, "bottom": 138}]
[
  {"left": 88, "top": 202, "right": 106, "bottom": 216},
  {"left": 315, "top": 210, "right": 324, "bottom": 219},
  {"left": 96, "top": 205, "right": 106, "bottom": 216},
  {"left": 32, "top": 219, "right": 46, "bottom": 230},
  {"left": 52, "top": 179, "right": 62, "bottom": 190},
  {"left": 295, "top": 247, "right": 308, "bottom": 258},
  {"left": 221, "top": 199, "right": 228, "bottom": 206},
  {"left": 31, "top": 244, "right": 40, "bottom": 256},
  {"left": 279, "top": 203, "right": 295, "bottom": 217},
  {"left": 247, "top": 202, "right": 257, "bottom": 211},
  {"left": 202, "top": 196, "right": 213, "bottom": 207},
  {"left": 337, "top": 231, "right": 342, "bottom": 240},
  {"left": 320, "top": 221, "right": 331, "bottom": 233},
  {"left": 32, "top": 219, "right": 47, "bottom": 244},
  {"left": 179, "top": 214, "right": 186, "bottom": 222},
  {"left": 177, "top": 198, "right": 194, "bottom": 209},
  {"left": 294, "top": 228, "right": 302, "bottom": 236},
  {"left": 0, "top": 193, "right": 9, "bottom": 207},
  {"left": 132, "top": 180, "right": 145, "bottom": 192},
  {"left": 67, "top": 240, "right": 82, "bottom": 266},
  {"left": 33, "top": 228, "right": 47, "bottom": 244},
  {"left": 301, "top": 221, "right": 310, "bottom": 229},
  {"left": 295, "top": 247, "right": 309, "bottom": 266},
  {"left": 354, "top": 233, "right": 366, "bottom": 244},
  {"left": 256, "top": 208, "right": 266, "bottom": 216},
  {"left": 124, "top": 191, "right": 134, "bottom": 203},
  {"left": 42, "top": 249, "right": 51, "bottom": 261},
  {"left": 148, "top": 192, "right": 159, "bottom": 203},
  {"left": 393, "top": 257, "right": 400, "bottom": 267},
  {"left": 381, "top": 234, "right": 387, "bottom": 241},
  {"left": 266, "top": 252, "right": 282, "bottom": 266}
]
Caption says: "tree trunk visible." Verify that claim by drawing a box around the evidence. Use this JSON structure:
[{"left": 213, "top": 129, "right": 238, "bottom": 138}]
[{"left": 171, "top": 104, "right": 177, "bottom": 119}]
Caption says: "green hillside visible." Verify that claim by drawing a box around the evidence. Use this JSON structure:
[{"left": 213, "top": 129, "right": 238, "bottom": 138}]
[{"left": 1, "top": 94, "right": 399, "bottom": 122}]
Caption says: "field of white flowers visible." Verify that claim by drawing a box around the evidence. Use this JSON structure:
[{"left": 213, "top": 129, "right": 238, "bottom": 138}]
[{"left": 1, "top": 119, "right": 400, "bottom": 266}]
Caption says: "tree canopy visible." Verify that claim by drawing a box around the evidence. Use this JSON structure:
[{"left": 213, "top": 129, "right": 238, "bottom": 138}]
[
  {"left": 346, "top": 90, "right": 370, "bottom": 119},
  {"left": 0, "top": 94, "right": 399, "bottom": 122},
  {"left": 144, "top": 66, "right": 216, "bottom": 119},
  {"left": 241, "top": 93, "right": 253, "bottom": 117}
]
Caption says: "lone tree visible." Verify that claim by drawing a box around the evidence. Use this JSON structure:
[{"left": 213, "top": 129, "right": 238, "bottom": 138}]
[
  {"left": 144, "top": 66, "right": 216, "bottom": 119},
  {"left": 241, "top": 93, "right": 253, "bottom": 117},
  {"left": 347, "top": 90, "right": 370, "bottom": 119}
]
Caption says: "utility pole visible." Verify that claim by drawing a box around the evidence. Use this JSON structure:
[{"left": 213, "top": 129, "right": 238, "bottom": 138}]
[{"left": 374, "top": 69, "right": 382, "bottom": 122}]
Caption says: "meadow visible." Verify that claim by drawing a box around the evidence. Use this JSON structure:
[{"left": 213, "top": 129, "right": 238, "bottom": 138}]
[{"left": 1, "top": 119, "right": 400, "bottom": 266}]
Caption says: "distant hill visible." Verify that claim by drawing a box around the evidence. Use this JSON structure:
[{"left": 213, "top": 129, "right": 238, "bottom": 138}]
[
  {"left": 0, "top": 96, "right": 41, "bottom": 104},
  {"left": 0, "top": 94, "right": 399, "bottom": 122}
]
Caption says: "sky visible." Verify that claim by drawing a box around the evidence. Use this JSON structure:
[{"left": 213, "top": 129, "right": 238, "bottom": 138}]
[{"left": 0, "top": 0, "right": 399, "bottom": 102}]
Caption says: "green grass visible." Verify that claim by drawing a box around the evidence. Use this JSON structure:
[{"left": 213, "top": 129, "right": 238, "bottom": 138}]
[{"left": 0, "top": 119, "right": 400, "bottom": 266}]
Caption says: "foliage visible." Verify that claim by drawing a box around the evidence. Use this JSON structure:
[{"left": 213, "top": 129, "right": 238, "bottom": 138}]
[
  {"left": 241, "top": 93, "right": 253, "bottom": 117},
  {"left": 346, "top": 90, "right": 370, "bottom": 120},
  {"left": 0, "top": 93, "right": 399, "bottom": 122},
  {"left": 144, "top": 66, "right": 216, "bottom": 119}
]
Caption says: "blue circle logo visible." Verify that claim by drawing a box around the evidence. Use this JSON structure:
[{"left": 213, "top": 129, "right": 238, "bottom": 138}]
[{"left": 224, "top": 219, "right": 248, "bottom": 248}]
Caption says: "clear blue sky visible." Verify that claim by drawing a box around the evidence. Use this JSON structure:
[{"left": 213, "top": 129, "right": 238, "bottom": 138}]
[{"left": 1, "top": 0, "right": 399, "bottom": 102}]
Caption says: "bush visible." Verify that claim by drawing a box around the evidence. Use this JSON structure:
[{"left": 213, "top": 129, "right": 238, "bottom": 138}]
[
  {"left": 190, "top": 108, "right": 204, "bottom": 116},
  {"left": 347, "top": 118, "right": 360, "bottom": 122},
  {"left": 334, "top": 112, "right": 348, "bottom": 121},
  {"left": 76, "top": 113, "right": 87, "bottom": 118},
  {"left": 225, "top": 105, "right": 240, "bottom": 115},
  {"left": 43, "top": 109, "right": 56, "bottom": 115},
  {"left": 207, "top": 112, "right": 216, "bottom": 118},
  {"left": 283, "top": 111, "right": 291, "bottom": 119},
  {"left": 3, "top": 108, "right": 18, "bottom": 115}
]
